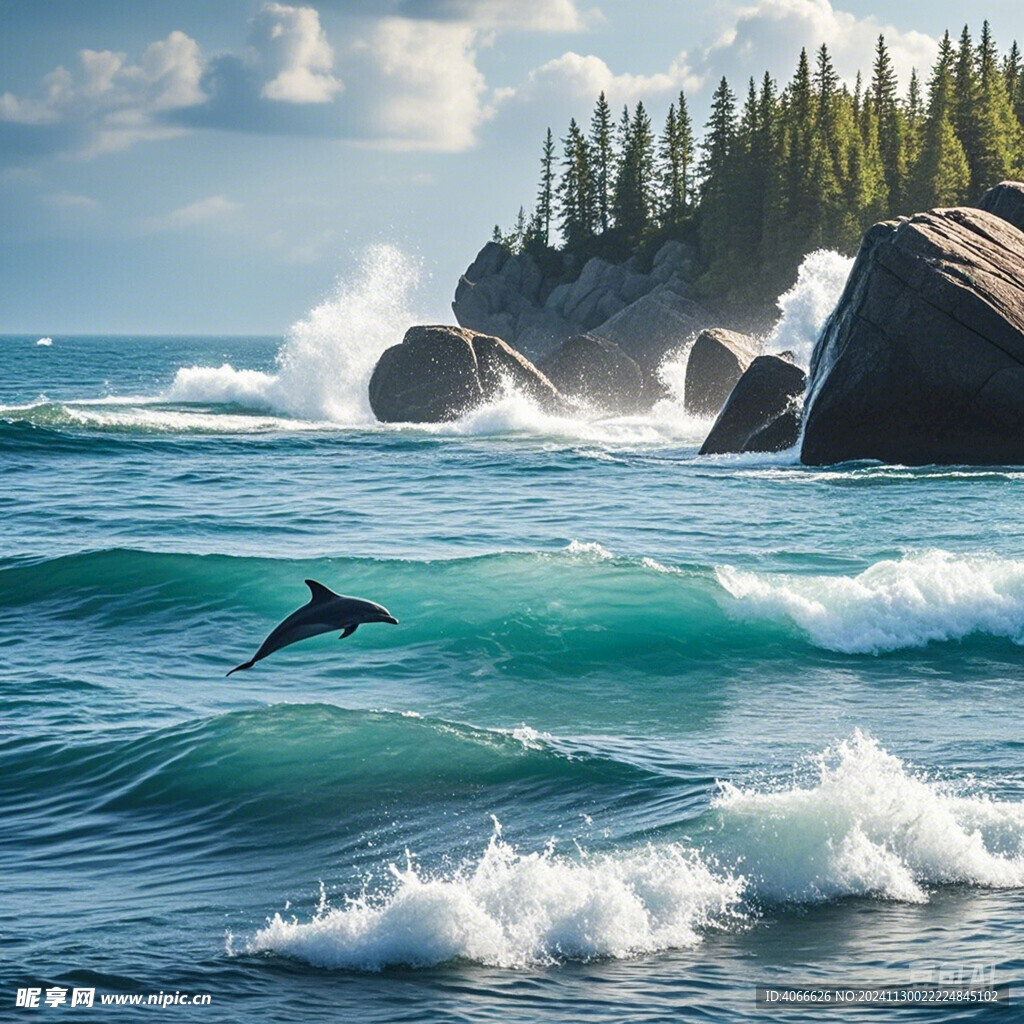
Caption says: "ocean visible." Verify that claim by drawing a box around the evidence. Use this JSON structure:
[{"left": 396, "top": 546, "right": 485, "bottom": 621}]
[{"left": 3, "top": 248, "right": 1023, "bottom": 1022}]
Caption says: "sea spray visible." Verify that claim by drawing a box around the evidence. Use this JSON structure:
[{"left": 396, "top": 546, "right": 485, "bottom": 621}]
[
  {"left": 246, "top": 829, "right": 746, "bottom": 970},
  {"left": 713, "top": 730, "right": 1024, "bottom": 903},
  {"left": 715, "top": 549, "right": 1024, "bottom": 654},
  {"left": 762, "top": 249, "right": 853, "bottom": 369},
  {"left": 167, "top": 245, "right": 421, "bottom": 422},
  {"left": 245, "top": 732, "right": 1024, "bottom": 970}
]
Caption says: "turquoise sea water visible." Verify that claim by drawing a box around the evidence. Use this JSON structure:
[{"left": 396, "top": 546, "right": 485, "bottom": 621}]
[{"left": 3, "top": 325, "right": 1024, "bottom": 1022}]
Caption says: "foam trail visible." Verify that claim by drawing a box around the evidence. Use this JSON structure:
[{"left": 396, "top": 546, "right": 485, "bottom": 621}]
[
  {"left": 715, "top": 549, "right": 1024, "bottom": 654},
  {"left": 763, "top": 250, "right": 853, "bottom": 369},
  {"left": 36, "top": 337, "right": 53, "bottom": 347},
  {"left": 245, "top": 833, "right": 745, "bottom": 970},
  {"left": 167, "top": 245, "right": 421, "bottom": 423},
  {"left": 714, "top": 730, "right": 1024, "bottom": 903}
]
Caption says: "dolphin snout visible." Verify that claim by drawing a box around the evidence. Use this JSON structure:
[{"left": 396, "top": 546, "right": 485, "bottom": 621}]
[{"left": 380, "top": 614, "right": 399, "bottom": 625}]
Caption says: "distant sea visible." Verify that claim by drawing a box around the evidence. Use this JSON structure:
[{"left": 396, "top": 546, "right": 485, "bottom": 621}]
[{"left": 3, "top": 247, "right": 1023, "bottom": 1021}]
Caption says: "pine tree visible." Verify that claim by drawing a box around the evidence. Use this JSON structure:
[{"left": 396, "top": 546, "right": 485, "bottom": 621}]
[
  {"left": 698, "top": 76, "right": 738, "bottom": 269},
  {"left": 589, "top": 92, "right": 615, "bottom": 233},
  {"left": 905, "top": 68, "right": 925, "bottom": 173},
  {"left": 872, "top": 35, "right": 907, "bottom": 212},
  {"left": 911, "top": 30, "right": 970, "bottom": 208},
  {"left": 972, "top": 20, "right": 1021, "bottom": 190},
  {"left": 676, "top": 90, "right": 696, "bottom": 212},
  {"left": 536, "top": 128, "right": 556, "bottom": 246},
  {"left": 613, "top": 102, "right": 657, "bottom": 240},
  {"left": 657, "top": 91, "right": 696, "bottom": 224},
  {"left": 952, "top": 25, "right": 981, "bottom": 181},
  {"left": 557, "top": 118, "right": 595, "bottom": 248},
  {"left": 1006, "top": 41, "right": 1024, "bottom": 124}
]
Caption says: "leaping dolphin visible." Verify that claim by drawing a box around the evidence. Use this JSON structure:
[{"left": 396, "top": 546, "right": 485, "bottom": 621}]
[{"left": 227, "top": 579, "right": 398, "bottom": 676}]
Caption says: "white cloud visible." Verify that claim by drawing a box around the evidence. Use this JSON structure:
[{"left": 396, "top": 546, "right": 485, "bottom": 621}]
[
  {"left": 498, "top": 0, "right": 935, "bottom": 124},
  {"left": 350, "top": 18, "right": 490, "bottom": 151},
  {"left": 0, "top": 30, "right": 204, "bottom": 155},
  {"left": 150, "top": 195, "right": 240, "bottom": 231},
  {"left": 691, "top": 0, "right": 936, "bottom": 93},
  {"left": 497, "top": 51, "right": 698, "bottom": 108},
  {"left": 250, "top": 3, "right": 342, "bottom": 102}
]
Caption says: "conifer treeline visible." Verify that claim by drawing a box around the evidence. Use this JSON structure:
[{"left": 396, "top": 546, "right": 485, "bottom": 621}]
[{"left": 496, "top": 23, "right": 1024, "bottom": 310}]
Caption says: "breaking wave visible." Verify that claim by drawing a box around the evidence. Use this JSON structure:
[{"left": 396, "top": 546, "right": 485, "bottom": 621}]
[
  {"left": 715, "top": 549, "right": 1024, "bottom": 654},
  {"left": 244, "top": 731, "right": 1024, "bottom": 970}
]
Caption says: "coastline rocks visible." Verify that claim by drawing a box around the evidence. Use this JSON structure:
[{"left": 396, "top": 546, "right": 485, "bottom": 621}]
[
  {"left": 699, "top": 355, "right": 807, "bottom": 455},
  {"left": 801, "top": 200, "right": 1024, "bottom": 466},
  {"left": 538, "top": 334, "right": 644, "bottom": 411},
  {"left": 976, "top": 180, "right": 1024, "bottom": 234},
  {"left": 369, "top": 325, "right": 565, "bottom": 423},
  {"left": 452, "top": 238, "right": 711, "bottom": 366},
  {"left": 683, "top": 328, "right": 759, "bottom": 417}
]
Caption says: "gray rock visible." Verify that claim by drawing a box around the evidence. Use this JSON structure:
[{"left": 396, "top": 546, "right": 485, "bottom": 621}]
[
  {"left": 976, "top": 180, "right": 1024, "bottom": 234},
  {"left": 684, "top": 328, "right": 760, "bottom": 417},
  {"left": 369, "top": 325, "right": 565, "bottom": 423},
  {"left": 801, "top": 206, "right": 1024, "bottom": 466},
  {"left": 700, "top": 355, "right": 807, "bottom": 455},
  {"left": 538, "top": 334, "right": 644, "bottom": 411}
]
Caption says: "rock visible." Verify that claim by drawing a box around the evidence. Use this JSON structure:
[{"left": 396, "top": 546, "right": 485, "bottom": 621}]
[
  {"left": 538, "top": 334, "right": 644, "bottom": 411},
  {"left": 452, "top": 237, "right": 710, "bottom": 365},
  {"left": 700, "top": 355, "right": 807, "bottom": 455},
  {"left": 801, "top": 207, "right": 1024, "bottom": 466},
  {"left": 683, "top": 328, "right": 760, "bottom": 417},
  {"left": 976, "top": 180, "right": 1024, "bottom": 233},
  {"left": 369, "top": 325, "right": 566, "bottom": 423}
]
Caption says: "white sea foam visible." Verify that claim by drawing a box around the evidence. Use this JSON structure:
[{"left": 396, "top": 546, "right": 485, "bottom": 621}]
[
  {"left": 763, "top": 249, "right": 853, "bottom": 369},
  {"left": 714, "top": 730, "right": 1024, "bottom": 903},
  {"left": 35, "top": 337, "right": 53, "bottom": 347},
  {"left": 715, "top": 550, "right": 1024, "bottom": 654},
  {"left": 245, "top": 833, "right": 745, "bottom": 970},
  {"left": 167, "top": 244, "right": 421, "bottom": 424},
  {"left": 564, "top": 539, "right": 614, "bottom": 560},
  {"left": 246, "top": 732, "right": 1024, "bottom": 971}
]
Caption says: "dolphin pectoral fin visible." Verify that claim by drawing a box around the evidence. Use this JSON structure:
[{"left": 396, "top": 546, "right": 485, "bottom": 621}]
[
  {"left": 226, "top": 657, "right": 258, "bottom": 677},
  {"left": 339, "top": 624, "right": 358, "bottom": 640},
  {"left": 305, "top": 579, "right": 340, "bottom": 604}
]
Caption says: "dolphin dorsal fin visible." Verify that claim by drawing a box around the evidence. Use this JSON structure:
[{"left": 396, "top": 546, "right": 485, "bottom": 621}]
[{"left": 305, "top": 579, "right": 339, "bottom": 604}]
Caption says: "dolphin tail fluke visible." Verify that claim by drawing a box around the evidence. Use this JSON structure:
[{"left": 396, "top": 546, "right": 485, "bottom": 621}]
[{"left": 226, "top": 657, "right": 257, "bottom": 677}]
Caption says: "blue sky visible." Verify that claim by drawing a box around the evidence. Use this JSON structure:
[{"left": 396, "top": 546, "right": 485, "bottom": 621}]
[{"left": 1, "top": 0, "right": 1020, "bottom": 333}]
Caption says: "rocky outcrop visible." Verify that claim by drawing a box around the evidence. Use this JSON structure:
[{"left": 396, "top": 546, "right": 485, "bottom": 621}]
[
  {"left": 683, "top": 329, "right": 759, "bottom": 417},
  {"left": 801, "top": 195, "right": 1024, "bottom": 466},
  {"left": 538, "top": 334, "right": 644, "bottom": 411},
  {"left": 369, "top": 325, "right": 566, "bottom": 423},
  {"left": 976, "top": 180, "right": 1024, "bottom": 233},
  {"left": 452, "top": 238, "right": 715, "bottom": 371},
  {"left": 700, "top": 355, "right": 807, "bottom": 455}
]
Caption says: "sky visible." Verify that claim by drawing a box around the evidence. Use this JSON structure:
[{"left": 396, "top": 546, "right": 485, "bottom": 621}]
[{"left": 1, "top": 0, "right": 1021, "bottom": 334}]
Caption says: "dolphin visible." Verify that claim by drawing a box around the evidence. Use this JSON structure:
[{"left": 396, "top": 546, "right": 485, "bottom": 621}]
[{"left": 227, "top": 579, "right": 398, "bottom": 676}]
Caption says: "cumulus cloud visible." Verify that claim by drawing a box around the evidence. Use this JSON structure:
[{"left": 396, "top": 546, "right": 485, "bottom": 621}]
[
  {"left": 0, "top": 30, "right": 205, "bottom": 156},
  {"left": 250, "top": 3, "right": 342, "bottom": 102},
  {"left": 349, "top": 18, "right": 490, "bottom": 150},
  {"left": 691, "top": 0, "right": 935, "bottom": 93},
  {"left": 499, "top": 0, "right": 936, "bottom": 125},
  {"left": 497, "top": 51, "right": 698, "bottom": 109},
  {"left": 149, "top": 195, "right": 241, "bottom": 232}
]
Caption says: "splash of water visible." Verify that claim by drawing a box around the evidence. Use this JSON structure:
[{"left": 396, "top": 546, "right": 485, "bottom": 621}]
[
  {"left": 762, "top": 250, "right": 853, "bottom": 369},
  {"left": 167, "top": 244, "right": 421, "bottom": 424}
]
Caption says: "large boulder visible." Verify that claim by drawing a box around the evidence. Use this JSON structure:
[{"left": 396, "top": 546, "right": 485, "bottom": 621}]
[
  {"left": 369, "top": 325, "right": 566, "bottom": 423},
  {"left": 801, "top": 203, "right": 1024, "bottom": 465},
  {"left": 700, "top": 355, "right": 807, "bottom": 455},
  {"left": 976, "top": 180, "right": 1024, "bottom": 233},
  {"left": 538, "top": 334, "right": 644, "bottom": 411},
  {"left": 684, "top": 328, "right": 759, "bottom": 417}
]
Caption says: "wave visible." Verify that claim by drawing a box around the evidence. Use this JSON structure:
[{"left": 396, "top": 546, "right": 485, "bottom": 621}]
[
  {"left": 8, "top": 546, "right": 1024, "bottom": 659},
  {"left": 2, "top": 705, "right": 646, "bottom": 823},
  {"left": 713, "top": 730, "right": 1024, "bottom": 903},
  {"left": 244, "top": 730, "right": 1024, "bottom": 970},
  {"left": 716, "top": 549, "right": 1024, "bottom": 654}
]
